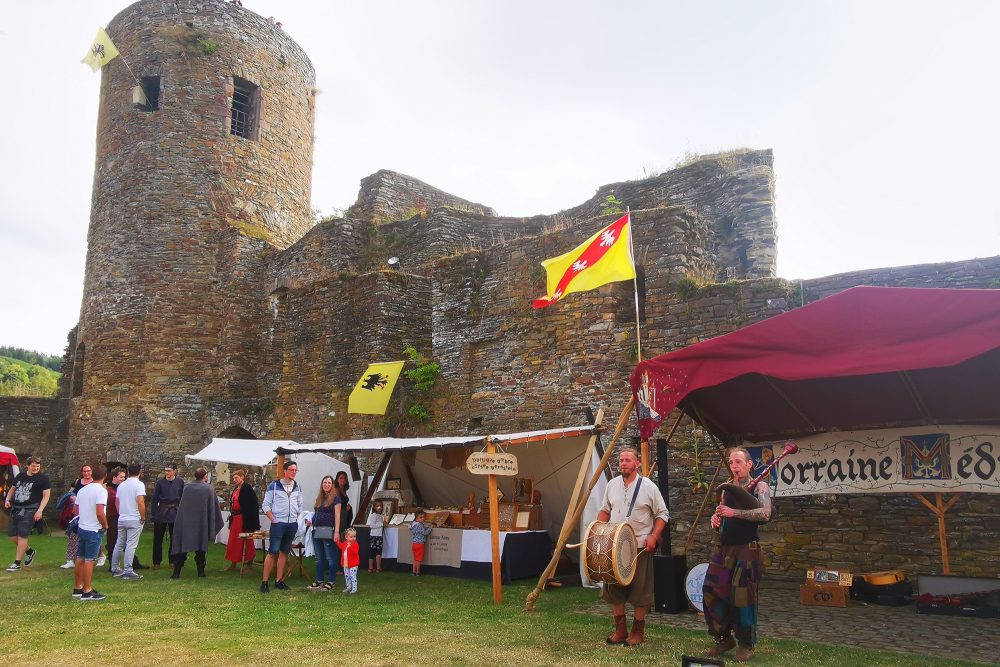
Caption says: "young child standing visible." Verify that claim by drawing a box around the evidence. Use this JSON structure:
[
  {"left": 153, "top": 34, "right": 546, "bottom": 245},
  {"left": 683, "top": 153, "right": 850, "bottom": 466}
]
[
  {"left": 367, "top": 500, "right": 385, "bottom": 573},
  {"left": 335, "top": 528, "right": 361, "bottom": 594},
  {"left": 409, "top": 509, "right": 433, "bottom": 576}
]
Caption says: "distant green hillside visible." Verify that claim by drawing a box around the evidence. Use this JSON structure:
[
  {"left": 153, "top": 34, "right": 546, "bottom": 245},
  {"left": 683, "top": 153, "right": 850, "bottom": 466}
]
[{"left": 0, "top": 355, "right": 60, "bottom": 397}]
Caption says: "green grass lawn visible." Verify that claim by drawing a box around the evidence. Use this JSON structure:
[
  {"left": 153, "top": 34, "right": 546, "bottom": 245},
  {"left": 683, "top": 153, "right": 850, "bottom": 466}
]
[{"left": 0, "top": 533, "right": 980, "bottom": 666}]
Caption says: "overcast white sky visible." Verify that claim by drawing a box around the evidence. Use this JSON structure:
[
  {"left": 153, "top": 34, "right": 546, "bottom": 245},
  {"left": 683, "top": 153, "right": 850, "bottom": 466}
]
[{"left": 2, "top": 1, "right": 998, "bottom": 356}]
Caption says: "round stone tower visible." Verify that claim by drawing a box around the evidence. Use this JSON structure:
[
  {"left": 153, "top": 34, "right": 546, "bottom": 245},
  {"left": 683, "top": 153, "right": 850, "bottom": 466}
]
[{"left": 67, "top": 0, "right": 315, "bottom": 466}]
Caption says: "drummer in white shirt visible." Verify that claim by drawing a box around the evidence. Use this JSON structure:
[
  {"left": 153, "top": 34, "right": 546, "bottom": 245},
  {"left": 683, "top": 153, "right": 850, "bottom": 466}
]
[{"left": 597, "top": 447, "right": 669, "bottom": 648}]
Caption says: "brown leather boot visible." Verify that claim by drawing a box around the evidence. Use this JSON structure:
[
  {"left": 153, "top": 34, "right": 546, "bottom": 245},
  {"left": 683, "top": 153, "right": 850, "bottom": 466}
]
[
  {"left": 734, "top": 644, "right": 755, "bottom": 662},
  {"left": 606, "top": 615, "right": 628, "bottom": 644},
  {"left": 624, "top": 619, "right": 645, "bottom": 646},
  {"left": 707, "top": 636, "right": 736, "bottom": 657}
]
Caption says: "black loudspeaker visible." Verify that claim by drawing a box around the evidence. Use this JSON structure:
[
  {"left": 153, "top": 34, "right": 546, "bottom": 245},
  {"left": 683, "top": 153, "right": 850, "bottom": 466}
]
[{"left": 653, "top": 553, "right": 688, "bottom": 613}]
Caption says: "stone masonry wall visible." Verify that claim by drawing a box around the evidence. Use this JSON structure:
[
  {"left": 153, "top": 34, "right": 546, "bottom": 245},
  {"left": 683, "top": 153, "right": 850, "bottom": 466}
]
[
  {"left": 68, "top": 0, "right": 315, "bottom": 472},
  {"left": 352, "top": 170, "right": 497, "bottom": 225},
  {"left": 0, "top": 398, "right": 68, "bottom": 499},
  {"left": 270, "top": 271, "right": 432, "bottom": 442}
]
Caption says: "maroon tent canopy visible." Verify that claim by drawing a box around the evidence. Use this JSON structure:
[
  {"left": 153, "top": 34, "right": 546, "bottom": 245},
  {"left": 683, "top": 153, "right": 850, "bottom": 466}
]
[{"left": 630, "top": 286, "right": 1000, "bottom": 442}]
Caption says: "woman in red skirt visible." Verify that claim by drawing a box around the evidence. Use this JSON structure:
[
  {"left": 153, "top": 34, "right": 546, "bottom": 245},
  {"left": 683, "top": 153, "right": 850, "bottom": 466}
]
[{"left": 224, "top": 469, "right": 260, "bottom": 571}]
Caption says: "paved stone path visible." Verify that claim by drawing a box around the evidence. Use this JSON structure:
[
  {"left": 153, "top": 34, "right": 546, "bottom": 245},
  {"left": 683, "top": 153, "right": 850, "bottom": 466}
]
[{"left": 585, "top": 580, "right": 999, "bottom": 665}]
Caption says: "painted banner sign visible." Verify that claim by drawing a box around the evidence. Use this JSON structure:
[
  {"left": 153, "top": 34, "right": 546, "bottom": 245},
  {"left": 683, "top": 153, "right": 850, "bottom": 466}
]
[
  {"left": 466, "top": 452, "right": 519, "bottom": 476},
  {"left": 746, "top": 426, "right": 1000, "bottom": 496}
]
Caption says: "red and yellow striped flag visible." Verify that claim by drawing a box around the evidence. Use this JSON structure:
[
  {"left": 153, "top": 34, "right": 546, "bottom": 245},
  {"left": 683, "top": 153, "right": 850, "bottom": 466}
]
[{"left": 532, "top": 213, "right": 636, "bottom": 309}]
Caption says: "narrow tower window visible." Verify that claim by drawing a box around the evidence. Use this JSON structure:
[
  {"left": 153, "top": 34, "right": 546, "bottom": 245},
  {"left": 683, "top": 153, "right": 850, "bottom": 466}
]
[
  {"left": 71, "top": 344, "right": 86, "bottom": 398},
  {"left": 140, "top": 76, "right": 160, "bottom": 111},
  {"left": 230, "top": 77, "right": 260, "bottom": 140}
]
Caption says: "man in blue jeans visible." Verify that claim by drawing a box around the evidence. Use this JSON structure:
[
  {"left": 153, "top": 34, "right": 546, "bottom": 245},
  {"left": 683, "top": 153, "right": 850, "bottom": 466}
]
[
  {"left": 74, "top": 465, "right": 110, "bottom": 601},
  {"left": 260, "top": 461, "right": 302, "bottom": 593}
]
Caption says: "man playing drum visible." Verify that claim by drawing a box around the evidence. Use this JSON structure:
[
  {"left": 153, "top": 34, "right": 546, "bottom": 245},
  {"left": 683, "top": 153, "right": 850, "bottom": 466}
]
[
  {"left": 703, "top": 447, "right": 772, "bottom": 662},
  {"left": 597, "top": 447, "right": 669, "bottom": 647}
]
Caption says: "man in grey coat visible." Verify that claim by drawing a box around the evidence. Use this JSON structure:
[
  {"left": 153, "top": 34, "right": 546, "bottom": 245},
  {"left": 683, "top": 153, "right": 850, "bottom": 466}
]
[{"left": 169, "top": 467, "right": 223, "bottom": 579}]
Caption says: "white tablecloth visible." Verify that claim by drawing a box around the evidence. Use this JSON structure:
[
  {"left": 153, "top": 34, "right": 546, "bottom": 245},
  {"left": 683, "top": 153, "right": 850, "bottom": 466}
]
[{"left": 381, "top": 526, "right": 546, "bottom": 562}]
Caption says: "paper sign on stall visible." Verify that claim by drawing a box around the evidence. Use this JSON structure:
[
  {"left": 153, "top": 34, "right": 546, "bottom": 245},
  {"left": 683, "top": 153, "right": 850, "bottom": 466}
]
[{"left": 466, "top": 452, "right": 518, "bottom": 476}]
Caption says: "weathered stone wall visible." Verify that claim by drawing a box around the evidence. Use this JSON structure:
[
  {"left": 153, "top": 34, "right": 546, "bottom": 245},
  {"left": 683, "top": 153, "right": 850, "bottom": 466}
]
[
  {"left": 564, "top": 149, "right": 777, "bottom": 280},
  {"left": 67, "top": 0, "right": 315, "bottom": 471},
  {"left": 353, "top": 170, "right": 497, "bottom": 225},
  {"left": 0, "top": 398, "right": 68, "bottom": 494},
  {"left": 270, "top": 271, "right": 432, "bottom": 442}
]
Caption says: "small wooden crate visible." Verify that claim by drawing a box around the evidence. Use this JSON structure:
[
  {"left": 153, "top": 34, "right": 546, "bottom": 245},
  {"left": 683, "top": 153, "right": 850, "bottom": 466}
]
[{"left": 800, "top": 582, "right": 849, "bottom": 607}]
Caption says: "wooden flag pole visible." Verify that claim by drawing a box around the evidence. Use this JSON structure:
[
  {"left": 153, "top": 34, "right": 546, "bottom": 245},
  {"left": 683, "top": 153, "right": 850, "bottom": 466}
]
[
  {"left": 525, "top": 397, "right": 634, "bottom": 611},
  {"left": 487, "top": 438, "right": 503, "bottom": 604}
]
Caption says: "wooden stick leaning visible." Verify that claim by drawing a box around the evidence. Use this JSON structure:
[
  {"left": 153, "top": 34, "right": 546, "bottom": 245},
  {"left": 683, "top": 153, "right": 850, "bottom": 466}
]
[
  {"left": 684, "top": 456, "right": 727, "bottom": 556},
  {"left": 525, "top": 398, "right": 632, "bottom": 611}
]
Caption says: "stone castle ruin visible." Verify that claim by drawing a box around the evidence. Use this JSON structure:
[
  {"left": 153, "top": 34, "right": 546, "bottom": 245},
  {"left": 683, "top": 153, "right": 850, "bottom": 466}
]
[{"left": 1, "top": 0, "right": 997, "bottom": 578}]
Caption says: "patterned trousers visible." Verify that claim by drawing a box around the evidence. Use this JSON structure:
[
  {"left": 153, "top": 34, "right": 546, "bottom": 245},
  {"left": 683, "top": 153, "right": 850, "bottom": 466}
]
[
  {"left": 702, "top": 543, "right": 762, "bottom": 647},
  {"left": 343, "top": 566, "right": 358, "bottom": 592}
]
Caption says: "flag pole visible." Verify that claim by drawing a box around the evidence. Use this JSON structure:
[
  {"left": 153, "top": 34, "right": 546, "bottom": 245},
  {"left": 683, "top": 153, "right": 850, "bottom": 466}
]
[
  {"left": 626, "top": 207, "right": 651, "bottom": 473},
  {"left": 626, "top": 208, "right": 642, "bottom": 364}
]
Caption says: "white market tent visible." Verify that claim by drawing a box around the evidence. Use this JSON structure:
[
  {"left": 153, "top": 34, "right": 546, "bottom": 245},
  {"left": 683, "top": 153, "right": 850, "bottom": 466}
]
[
  {"left": 185, "top": 438, "right": 363, "bottom": 510},
  {"left": 274, "top": 425, "right": 607, "bottom": 557}
]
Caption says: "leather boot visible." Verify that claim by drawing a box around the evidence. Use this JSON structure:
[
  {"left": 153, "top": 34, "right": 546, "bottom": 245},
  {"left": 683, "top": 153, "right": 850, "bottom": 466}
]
[
  {"left": 734, "top": 644, "right": 755, "bottom": 662},
  {"left": 708, "top": 636, "right": 736, "bottom": 657},
  {"left": 171, "top": 562, "right": 182, "bottom": 579},
  {"left": 625, "top": 619, "right": 645, "bottom": 647},
  {"left": 606, "top": 615, "right": 628, "bottom": 645}
]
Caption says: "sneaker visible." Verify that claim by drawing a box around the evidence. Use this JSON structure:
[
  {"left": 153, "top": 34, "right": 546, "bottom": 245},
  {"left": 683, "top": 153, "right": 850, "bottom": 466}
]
[
  {"left": 349, "top": 589, "right": 358, "bottom": 594},
  {"left": 119, "top": 571, "right": 143, "bottom": 580},
  {"left": 110, "top": 569, "right": 123, "bottom": 577},
  {"left": 60, "top": 560, "right": 76, "bottom": 569},
  {"left": 72, "top": 588, "right": 84, "bottom": 598},
  {"left": 275, "top": 580, "right": 289, "bottom": 591},
  {"left": 259, "top": 581, "right": 270, "bottom": 594},
  {"left": 343, "top": 587, "right": 351, "bottom": 593},
  {"left": 307, "top": 581, "right": 322, "bottom": 590},
  {"left": 24, "top": 548, "right": 36, "bottom": 566},
  {"left": 5, "top": 563, "right": 21, "bottom": 572},
  {"left": 96, "top": 555, "right": 106, "bottom": 567},
  {"left": 80, "top": 590, "right": 106, "bottom": 601}
]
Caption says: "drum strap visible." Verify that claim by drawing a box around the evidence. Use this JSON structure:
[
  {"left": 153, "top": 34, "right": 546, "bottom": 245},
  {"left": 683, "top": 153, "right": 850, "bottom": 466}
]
[{"left": 625, "top": 476, "right": 642, "bottom": 518}]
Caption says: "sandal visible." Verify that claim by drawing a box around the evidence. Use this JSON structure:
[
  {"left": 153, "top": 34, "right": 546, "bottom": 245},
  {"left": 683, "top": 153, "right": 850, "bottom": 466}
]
[
  {"left": 307, "top": 581, "right": 322, "bottom": 590},
  {"left": 368, "top": 568, "right": 374, "bottom": 573},
  {"left": 322, "top": 582, "right": 334, "bottom": 591}
]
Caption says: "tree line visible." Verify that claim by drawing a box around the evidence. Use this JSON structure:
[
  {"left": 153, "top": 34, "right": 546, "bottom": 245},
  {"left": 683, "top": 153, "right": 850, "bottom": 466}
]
[
  {"left": 0, "top": 346, "right": 62, "bottom": 372},
  {"left": 0, "top": 356, "right": 60, "bottom": 397}
]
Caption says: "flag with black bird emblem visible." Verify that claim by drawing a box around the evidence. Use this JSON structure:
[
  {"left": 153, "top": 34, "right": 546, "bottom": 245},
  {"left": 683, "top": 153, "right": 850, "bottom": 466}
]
[{"left": 348, "top": 361, "right": 405, "bottom": 414}]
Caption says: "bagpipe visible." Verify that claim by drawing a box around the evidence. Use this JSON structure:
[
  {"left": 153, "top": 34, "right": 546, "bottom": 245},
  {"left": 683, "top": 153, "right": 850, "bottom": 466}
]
[{"left": 715, "top": 441, "right": 798, "bottom": 510}]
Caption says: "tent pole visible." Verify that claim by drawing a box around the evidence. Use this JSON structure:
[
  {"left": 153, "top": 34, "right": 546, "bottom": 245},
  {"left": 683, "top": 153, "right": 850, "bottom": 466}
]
[
  {"left": 526, "top": 398, "right": 632, "bottom": 611},
  {"left": 487, "top": 438, "right": 503, "bottom": 604},
  {"left": 913, "top": 492, "right": 961, "bottom": 575},
  {"left": 356, "top": 452, "right": 393, "bottom": 523},
  {"left": 523, "top": 408, "right": 605, "bottom": 612},
  {"left": 644, "top": 410, "right": 685, "bottom": 479},
  {"left": 684, "top": 456, "right": 726, "bottom": 555},
  {"left": 275, "top": 453, "right": 285, "bottom": 479},
  {"left": 936, "top": 493, "right": 950, "bottom": 575}
]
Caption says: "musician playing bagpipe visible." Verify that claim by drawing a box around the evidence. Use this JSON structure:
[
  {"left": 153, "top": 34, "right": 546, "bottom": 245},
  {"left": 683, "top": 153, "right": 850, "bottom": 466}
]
[{"left": 703, "top": 447, "right": 773, "bottom": 663}]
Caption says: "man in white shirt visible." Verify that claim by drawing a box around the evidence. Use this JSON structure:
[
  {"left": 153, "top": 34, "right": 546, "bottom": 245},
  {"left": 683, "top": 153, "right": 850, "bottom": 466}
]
[
  {"left": 74, "top": 465, "right": 110, "bottom": 601},
  {"left": 597, "top": 447, "right": 669, "bottom": 647},
  {"left": 112, "top": 463, "right": 146, "bottom": 580}
]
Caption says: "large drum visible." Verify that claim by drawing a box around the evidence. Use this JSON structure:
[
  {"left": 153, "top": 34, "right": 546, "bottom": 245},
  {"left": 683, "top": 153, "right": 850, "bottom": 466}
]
[{"left": 582, "top": 521, "right": 638, "bottom": 586}]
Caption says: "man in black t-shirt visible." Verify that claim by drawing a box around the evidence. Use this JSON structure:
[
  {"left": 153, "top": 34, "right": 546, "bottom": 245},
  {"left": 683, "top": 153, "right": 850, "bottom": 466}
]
[{"left": 5, "top": 456, "right": 51, "bottom": 572}]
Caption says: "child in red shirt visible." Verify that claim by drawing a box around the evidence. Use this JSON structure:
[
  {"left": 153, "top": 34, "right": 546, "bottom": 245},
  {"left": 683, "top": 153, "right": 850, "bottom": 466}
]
[{"left": 336, "top": 528, "right": 361, "bottom": 593}]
